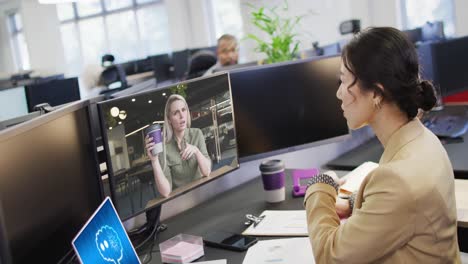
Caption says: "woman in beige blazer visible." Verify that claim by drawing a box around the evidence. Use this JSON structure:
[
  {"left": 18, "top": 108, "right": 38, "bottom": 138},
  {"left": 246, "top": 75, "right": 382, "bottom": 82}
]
[{"left": 304, "top": 27, "right": 461, "bottom": 263}]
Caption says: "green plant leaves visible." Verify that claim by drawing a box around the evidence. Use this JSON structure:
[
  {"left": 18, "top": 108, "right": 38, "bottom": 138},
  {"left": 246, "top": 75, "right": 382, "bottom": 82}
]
[{"left": 245, "top": 0, "right": 305, "bottom": 64}]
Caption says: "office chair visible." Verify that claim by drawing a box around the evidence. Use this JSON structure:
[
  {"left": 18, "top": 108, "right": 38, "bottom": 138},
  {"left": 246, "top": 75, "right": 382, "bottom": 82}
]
[
  {"left": 186, "top": 50, "right": 217, "bottom": 79},
  {"left": 99, "top": 64, "right": 128, "bottom": 89}
]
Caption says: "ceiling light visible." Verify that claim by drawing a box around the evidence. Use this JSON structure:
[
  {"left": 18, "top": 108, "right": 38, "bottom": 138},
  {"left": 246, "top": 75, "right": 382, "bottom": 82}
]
[
  {"left": 148, "top": 100, "right": 152, "bottom": 103},
  {"left": 119, "top": 110, "right": 127, "bottom": 120},
  {"left": 110, "top": 107, "right": 120, "bottom": 117}
]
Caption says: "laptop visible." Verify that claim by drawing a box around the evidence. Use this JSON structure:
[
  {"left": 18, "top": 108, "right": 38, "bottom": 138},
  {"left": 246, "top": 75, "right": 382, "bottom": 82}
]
[{"left": 72, "top": 197, "right": 141, "bottom": 264}]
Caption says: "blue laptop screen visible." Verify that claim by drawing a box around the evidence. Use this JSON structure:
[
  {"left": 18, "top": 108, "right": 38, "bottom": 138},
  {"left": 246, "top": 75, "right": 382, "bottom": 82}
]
[{"left": 72, "top": 197, "right": 140, "bottom": 264}]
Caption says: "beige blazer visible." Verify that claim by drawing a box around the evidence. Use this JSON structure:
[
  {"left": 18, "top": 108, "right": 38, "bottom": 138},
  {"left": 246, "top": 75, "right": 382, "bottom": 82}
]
[{"left": 304, "top": 119, "right": 461, "bottom": 263}]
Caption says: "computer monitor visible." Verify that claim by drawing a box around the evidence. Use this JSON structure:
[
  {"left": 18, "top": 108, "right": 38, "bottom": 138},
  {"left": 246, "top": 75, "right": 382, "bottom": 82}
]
[
  {"left": 151, "top": 54, "right": 173, "bottom": 82},
  {"left": 322, "top": 42, "right": 341, "bottom": 56},
  {"left": 172, "top": 49, "right": 191, "bottom": 80},
  {"left": 229, "top": 55, "right": 349, "bottom": 160},
  {"left": 0, "top": 100, "right": 103, "bottom": 263},
  {"left": 25, "top": 77, "right": 81, "bottom": 112},
  {"left": 0, "top": 86, "right": 29, "bottom": 122},
  {"left": 97, "top": 72, "right": 239, "bottom": 220},
  {"left": 418, "top": 36, "right": 468, "bottom": 97}
]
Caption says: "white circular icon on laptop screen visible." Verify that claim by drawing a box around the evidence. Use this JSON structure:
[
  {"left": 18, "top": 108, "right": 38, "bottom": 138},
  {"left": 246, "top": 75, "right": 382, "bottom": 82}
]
[{"left": 95, "top": 225, "right": 123, "bottom": 264}]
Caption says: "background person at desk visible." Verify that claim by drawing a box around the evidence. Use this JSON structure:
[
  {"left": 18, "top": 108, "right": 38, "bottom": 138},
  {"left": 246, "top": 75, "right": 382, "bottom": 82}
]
[
  {"left": 304, "top": 27, "right": 460, "bottom": 263},
  {"left": 203, "top": 34, "right": 239, "bottom": 76},
  {"left": 146, "top": 94, "right": 211, "bottom": 197}
]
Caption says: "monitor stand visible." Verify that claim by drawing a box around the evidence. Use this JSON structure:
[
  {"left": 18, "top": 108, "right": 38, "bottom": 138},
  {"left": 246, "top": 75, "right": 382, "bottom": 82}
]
[{"left": 129, "top": 205, "right": 166, "bottom": 250}]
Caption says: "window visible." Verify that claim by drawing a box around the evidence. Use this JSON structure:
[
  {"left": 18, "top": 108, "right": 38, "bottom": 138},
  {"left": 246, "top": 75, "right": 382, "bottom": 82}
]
[
  {"left": 210, "top": 0, "right": 243, "bottom": 41},
  {"left": 56, "top": 0, "right": 170, "bottom": 76},
  {"left": 401, "top": 0, "right": 455, "bottom": 37},
  {"left": 7, "top": 12, "right": 30, "bottom": 71}
]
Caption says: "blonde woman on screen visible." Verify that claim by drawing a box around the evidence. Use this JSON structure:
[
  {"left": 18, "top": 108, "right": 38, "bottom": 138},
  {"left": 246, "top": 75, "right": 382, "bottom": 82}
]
[
  {"left": 146, "top": 94, "right": 211, "bottom": 197},
  {"left": 304, "top": 27, "right": 460, "bottom": 263}
]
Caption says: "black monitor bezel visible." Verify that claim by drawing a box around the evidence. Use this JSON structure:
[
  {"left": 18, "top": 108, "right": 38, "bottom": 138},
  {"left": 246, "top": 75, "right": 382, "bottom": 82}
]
[
  {"left": 227, "top": 55, "right": 350, "bottom": 163},
  {"left": 97, "top": 72, "right": 240, "bottom": 221},
  {"left": 0, "top": 99, "right": 105, "bottom": 262}
]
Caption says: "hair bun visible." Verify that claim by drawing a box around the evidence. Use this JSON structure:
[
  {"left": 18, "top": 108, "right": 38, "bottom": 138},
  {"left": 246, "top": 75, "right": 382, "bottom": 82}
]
[{"left": 418, "top": 80, "right": 437, "bottom": 111}]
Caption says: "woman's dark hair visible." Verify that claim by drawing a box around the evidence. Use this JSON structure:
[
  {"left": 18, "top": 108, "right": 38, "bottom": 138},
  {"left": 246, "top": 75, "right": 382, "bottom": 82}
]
[{"left": 341, "top": 27, "right": 437, "bottom": 119}]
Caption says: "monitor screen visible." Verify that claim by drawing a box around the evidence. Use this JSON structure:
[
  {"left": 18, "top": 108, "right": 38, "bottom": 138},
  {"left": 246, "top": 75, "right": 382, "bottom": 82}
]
[
  {"left": 0, "top": 86, "right": 28, "bottom": 122},
  {"left": 430, "top": 36, "right": 468, "bottom": 96},
  {"left": 151, "top": 54, "right": 173, "bottom": 82},
  {"left": 0, "top": 100, "right": 103, "bottom": 263},
  {"left": 25, "top": 77, "right": 81, "bottom": 112},
  {"left": 172, "top": 49, "right": 191, "bottom": 80},
  {"left": 229, "top": 55, "right": 349, "bottom": 160},
  {"left": 98, "top": 73, "right": 239, "bottom": 220}
]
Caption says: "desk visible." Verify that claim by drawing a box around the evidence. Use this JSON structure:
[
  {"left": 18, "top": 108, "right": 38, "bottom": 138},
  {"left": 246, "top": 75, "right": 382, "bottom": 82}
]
[
  {"left": 146, "top": 170, "right": 468, "bottom": 263},
  {"left": 456, "top": 179, "right": 468, "bottom": 228},
  {"left": 127, "top": 71, "right": 154, "bottom": 86},
  {"left": 148, "top": 170, "right": 304, "bottom": 263},
  {"left": 326, "top": 105, "right": 468, "bottom": 178}
]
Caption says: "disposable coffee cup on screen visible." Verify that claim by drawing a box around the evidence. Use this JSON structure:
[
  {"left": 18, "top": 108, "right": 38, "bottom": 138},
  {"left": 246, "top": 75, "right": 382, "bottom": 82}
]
[
  {"left": 259, "top": 159, "right": 285, "bottom": 203},
  {"left": 145, "top": 124, "right": 163, "bottom": 156}
]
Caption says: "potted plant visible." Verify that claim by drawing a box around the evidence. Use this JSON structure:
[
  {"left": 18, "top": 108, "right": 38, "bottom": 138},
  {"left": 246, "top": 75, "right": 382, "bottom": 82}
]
[{"left": 245, "top": 1, "right": 305, "bottom": 64}]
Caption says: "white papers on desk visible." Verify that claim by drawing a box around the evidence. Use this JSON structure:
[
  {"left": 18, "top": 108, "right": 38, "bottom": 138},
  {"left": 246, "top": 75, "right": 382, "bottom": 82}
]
[
  {"left": 242, "top": 238, "right": 314, "bottom": 264},
  {"left": 242, "top": 210, "right": 308, "bottom": 236},
  {"left": 339, "top": 161, "right": 379, "bottom": 195},
  {"left": 194, "top": 260, "right": 226, "bottom": 264}
]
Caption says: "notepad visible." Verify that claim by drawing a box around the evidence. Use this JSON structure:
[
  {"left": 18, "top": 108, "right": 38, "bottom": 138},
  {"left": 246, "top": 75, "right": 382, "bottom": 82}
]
[
  {"left": 339, "top": 161, "right": 379, "bottom": 195},
  {"left": 242, "top": 238, "right": 314, "bottom": 264},
  {"left": 242, "top": 210, "right": 308, "bottom": 236}
]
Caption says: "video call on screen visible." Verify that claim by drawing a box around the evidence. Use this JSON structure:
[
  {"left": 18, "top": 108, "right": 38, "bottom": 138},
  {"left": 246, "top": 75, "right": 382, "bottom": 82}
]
[{"left": 99, "top": 73, "right": 239, "bottom": 219}]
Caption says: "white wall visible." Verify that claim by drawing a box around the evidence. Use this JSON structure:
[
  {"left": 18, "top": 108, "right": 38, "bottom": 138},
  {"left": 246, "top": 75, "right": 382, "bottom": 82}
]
[
  {"left": 20, "top": 0, "right": 65, "bottom": 75},
  {"left": 165, "top": 0, "right": 215, "bottom": 51},
  {"left": 0, "top": 0, "right": 65, "bottom": 74},
  {"left": 367, "top": 0, "right": 401, "bottom": 28},
  {"left": 454, "top": 0, "right": 468, "bottom": 37},
  {"left": 0, "top": 0, "right": 20, "bottom": 73}
]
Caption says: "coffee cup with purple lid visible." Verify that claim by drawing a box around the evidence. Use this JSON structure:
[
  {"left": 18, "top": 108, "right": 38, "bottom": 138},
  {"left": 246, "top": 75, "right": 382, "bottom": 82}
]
[
  {"left": 145, "top": 124, "right": 163, "bottom": 156},
  {"left": 259, "top": 159, "right": 285, "bottom": 203}
]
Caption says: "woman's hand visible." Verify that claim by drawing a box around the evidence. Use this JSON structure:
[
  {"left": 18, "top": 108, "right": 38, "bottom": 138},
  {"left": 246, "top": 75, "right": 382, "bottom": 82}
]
[
  {"left": 145, "top": 136, "right": 159, "bottom": 162},
  {"left": 180, "top": 143, "right": 199, "bottom": 160},
  {"left": 336, "top": 197, "right": 352, "bottom": 218},
  {"left": 323, "top": 171, "right": 352, "bottom": 218}
]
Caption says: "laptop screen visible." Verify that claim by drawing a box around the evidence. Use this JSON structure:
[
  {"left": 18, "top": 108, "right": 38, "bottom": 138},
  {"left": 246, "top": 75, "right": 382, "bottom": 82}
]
[{"left": 72, "top": 197, "right": 141, "bottom": 264}]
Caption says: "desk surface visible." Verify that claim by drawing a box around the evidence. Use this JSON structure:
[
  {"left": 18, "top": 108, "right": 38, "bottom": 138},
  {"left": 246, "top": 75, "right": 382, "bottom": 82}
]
[
  {"left": 326, "top": 105, "right": 468, "bottom": 179},
  {"left": 146, "top": 170, "right": 468, "bottom": 263},
  {"left": 148, "top": 170, "right": 304, "bottom": 263}
]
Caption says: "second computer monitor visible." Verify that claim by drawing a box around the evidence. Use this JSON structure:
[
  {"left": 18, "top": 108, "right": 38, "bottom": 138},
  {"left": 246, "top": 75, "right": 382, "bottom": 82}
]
[
  {"left": 25, "top": 77, "right": 80, "bottom": 112},
  {"left": 229, "top": 55, "right": 349, "bottom": 160},
  {"left": 98, "top": 73, "right": 239, "bottom": 220}
]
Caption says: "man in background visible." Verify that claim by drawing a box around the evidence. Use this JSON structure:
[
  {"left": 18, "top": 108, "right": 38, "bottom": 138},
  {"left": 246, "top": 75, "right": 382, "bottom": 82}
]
[{"left": 203, "top": 34, "right": 239, "bottom": 76}]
